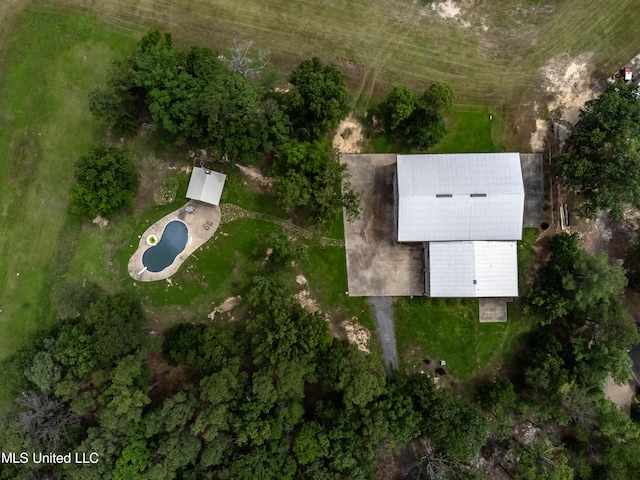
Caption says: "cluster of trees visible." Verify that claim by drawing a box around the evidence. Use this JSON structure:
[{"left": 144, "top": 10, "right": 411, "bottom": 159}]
[
  {"left": 89, "top": 29, "right": 357, "bottom": 226},
  {"left": 490, "top": 232, "right": 640, "bottom": 478},
  {"left": 525, "top": 233, "right": 637, "bottom": 389},
  {"left": 270, "top": 140, "right": 361, "bottom": 224},
  {"left": 559, "top": 80, "right": 640, "bottom": 219},
  {"left": 6, "top": 243, "right": 637, "bottom": 478},
  {"left": 70, "top": 144, "right": 139, "bottom": 218},
  {"left": 375, "top": 82, "right": 455, "bottom": 149},
  {"left": 0, "top": 238, "right": 489, "bottom": 479}
]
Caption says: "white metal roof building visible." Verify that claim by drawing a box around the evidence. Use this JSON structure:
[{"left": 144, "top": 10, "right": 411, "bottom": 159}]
[
  {"left": 428, "top": 241, "right": 518, "bottom": 297},
  {"left": 396, "top": 153, "right": 525, "bottom": 242},
  {"left": 186, "top": 167, "right": 227, "bottom": 205}
]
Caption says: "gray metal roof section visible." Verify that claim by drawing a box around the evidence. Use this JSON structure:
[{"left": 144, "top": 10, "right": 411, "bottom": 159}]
[
  {"left": 186, "top": 167, "right": 226, "bottom": 205},
  {"left": 429, "top": 241, "right": 518, "bottom": 297},
  {"left": 397, "top": 153, "right": 525, "bottom": 242}
]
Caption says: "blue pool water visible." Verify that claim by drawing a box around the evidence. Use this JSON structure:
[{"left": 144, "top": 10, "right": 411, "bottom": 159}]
[{"left": 142, "top": 221, "right": 188, "bottom": 273}]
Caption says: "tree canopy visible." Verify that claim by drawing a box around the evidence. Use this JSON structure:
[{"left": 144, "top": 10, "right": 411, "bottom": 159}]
[
  {"left": 286, "top": 57, "right": 351, "bottom": 140},
  {"left": 89, "top": 29, "right": 289, "bottom": 163},
  {"left": 524, "top": 233, "right": 637, "bottom": 389},
  {"left": 69, "top": 144, "right": 139, "bottom": 218},
  {"left": 378, "top": 82, "right": 454, "bottom": 149},
  {"left": 271, "top": 140, "right": 362, "bottom": 225},
  {"left": 559, "top": 80, "right": 640, "bottom": 219}
]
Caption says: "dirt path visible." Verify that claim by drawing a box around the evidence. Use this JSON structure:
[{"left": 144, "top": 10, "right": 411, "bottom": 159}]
[
  {"left": 219, "top": 203, "right": 344, "bottom": 247},
  {"left": 368, "top": 296, "right": 399, "bottom": 375}
]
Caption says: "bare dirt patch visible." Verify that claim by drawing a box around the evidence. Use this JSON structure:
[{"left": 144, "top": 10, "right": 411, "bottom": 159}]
[
  {"left": 333, "top": 114, "right": 364, "bottom": 154},
  {"left": 531, "top": 53, "right": 596, "bottom": 151},
  {"left": 236, "top": 163, "right": 273, "bottom": 188},
  {"left": 207, "top": 295, "right": 242, "bottom": 320},
  {"left": 92, "top": 216, "right": 109, "bottom": 229},
  {"left": 295, "top": 289, "right": 320, "bottom": 313},
  {"left": 569, "top": 211, "right": 614, "bottom": 256},
  {"left": 430, "top": 0, "right": 462, "bottom": 20},
  {"left": 529, "top": 117, "right": 547, "bottom": 152},
  {"left": 604, "top": 376, "right": 634, "bottom": 416},
  {"left": 341, "top": 317, "right": 371, "bottom": 354}
]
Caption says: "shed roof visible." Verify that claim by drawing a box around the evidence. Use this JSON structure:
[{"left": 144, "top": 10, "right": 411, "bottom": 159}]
[
  {"left": 186, "top": 167, "right": 226, "bottom": 205},
  {"left": 429, "top": 241, "right": 518, "bottom": 297},
  {"left": 397, "top": 153, "right": 525, "bottom": 242}
]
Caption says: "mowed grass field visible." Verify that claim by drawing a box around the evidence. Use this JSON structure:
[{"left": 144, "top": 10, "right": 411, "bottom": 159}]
[
  {"left": 34, "top": 0, "right": 640, "bottom": 149},
  {"left": 0, "top": 12, "right": 137, "bottom": 402}
]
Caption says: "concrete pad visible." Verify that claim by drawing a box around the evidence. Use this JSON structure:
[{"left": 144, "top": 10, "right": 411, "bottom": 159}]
[
  {"left": 128, "top": 200, "right": 220, "bottom": 282},
  {"left": 479, "top": 298, "right": 508, "bottom": 322},
  {"left": 342, "top": 154, "right": 424, "bottom": 297},
  {"left": 520, "top": 154, "right": 544, "bottom": 228}
]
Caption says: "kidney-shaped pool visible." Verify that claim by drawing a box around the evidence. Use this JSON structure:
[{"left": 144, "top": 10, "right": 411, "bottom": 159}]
[{"left": 142, "top": 221, "right": 189, "bottom": 273}]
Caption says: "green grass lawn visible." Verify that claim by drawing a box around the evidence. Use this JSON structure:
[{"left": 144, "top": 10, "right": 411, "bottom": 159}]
[
  {"left": 0, "top": 11, "right": 138, "bottom": 406},
  {"left": 395, "top": 228, "right": 539, "bottom": 380},
  {"left": 370, "top": 104, "right": 509, "bottom": 155},
  {"left": 430, "top": 105, "right": 507, "bottom": 154}
]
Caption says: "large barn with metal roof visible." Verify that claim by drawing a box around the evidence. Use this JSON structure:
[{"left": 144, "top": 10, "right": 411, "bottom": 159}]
[
  {"left": 341, "top": 151, "right": 542, "bottom": 321},
  {"left": 395, "top": 153, "right": 525, "bottom": 298}
]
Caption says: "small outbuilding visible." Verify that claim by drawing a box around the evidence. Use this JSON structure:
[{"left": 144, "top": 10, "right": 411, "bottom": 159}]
[{"left": 186, "top": 167, "right": 226, "bottom": 205}]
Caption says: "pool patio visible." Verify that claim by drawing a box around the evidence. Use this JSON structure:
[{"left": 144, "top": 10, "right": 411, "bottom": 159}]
[{"left": 128, "top": 200, "right": 220, "bottom": 282}]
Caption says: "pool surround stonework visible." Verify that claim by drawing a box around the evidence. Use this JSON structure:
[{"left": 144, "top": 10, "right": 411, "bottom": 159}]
[{"left": 128, "top": 200, "right": 221, "bottom": 282}]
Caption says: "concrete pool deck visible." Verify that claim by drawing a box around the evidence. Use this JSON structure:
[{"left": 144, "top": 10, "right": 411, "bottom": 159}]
[{"left": 128, "top": 200, "right": 221, "bottom": 282}]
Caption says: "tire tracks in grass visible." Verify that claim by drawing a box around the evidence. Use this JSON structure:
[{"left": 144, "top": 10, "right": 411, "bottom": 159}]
[{"left": 356, "top": 0, "right": 424, "bottom": 110}]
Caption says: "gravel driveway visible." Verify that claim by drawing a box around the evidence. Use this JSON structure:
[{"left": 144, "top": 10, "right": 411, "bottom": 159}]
[{"left": 368, "top": 296, "right": 398, "bottom": 375}]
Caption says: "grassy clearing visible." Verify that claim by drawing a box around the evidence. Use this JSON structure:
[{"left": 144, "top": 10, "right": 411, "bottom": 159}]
[
  {"left": 0, "top": 11, "right": 136, "bottom": 405},
  {"left": 301, "top": 246, "right": 374, "bottom": 331},
  {"left": 395, "top": 228, "right": 539, "bottom": 380},
  {"left": 366, "top": 104, "right": 510, "bottom": 154},
  {"left": 430, "top": 105, "right": 508, "bottom": 153}
]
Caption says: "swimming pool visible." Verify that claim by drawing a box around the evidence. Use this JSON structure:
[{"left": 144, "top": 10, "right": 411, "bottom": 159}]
[{"left": 142, "top": 221, "right": 188, "bottom": 273}]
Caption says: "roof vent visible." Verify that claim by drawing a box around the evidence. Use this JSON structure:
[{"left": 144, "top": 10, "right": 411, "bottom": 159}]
[
  {"left": 436, "top": 194, "right": 453, "bottom": 198},
  {"left": 470, "top": 193, "right": 486, "bottom": 197}
]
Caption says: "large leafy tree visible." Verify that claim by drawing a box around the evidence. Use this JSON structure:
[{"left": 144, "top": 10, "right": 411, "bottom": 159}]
[
  {"left": 90, "top": 30, "right": 290, "bottom": 163},
  {"left": 286, "top": 57, "right": 351, "bottom": 140},
  {"left": 379, "top": 82, "right": 454, "bottom": 149},
  {"left": 559, "top": 80, "right": 640, "bottom": 219},
  {"left": 70, "top": 144, "right": 139, "bottom": 218},
  {"left": 409, "top": 375, "right": 487, "bottom": 463},
  {"left": 271, "top": 140, "right": 362, "bottom": 225}
]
